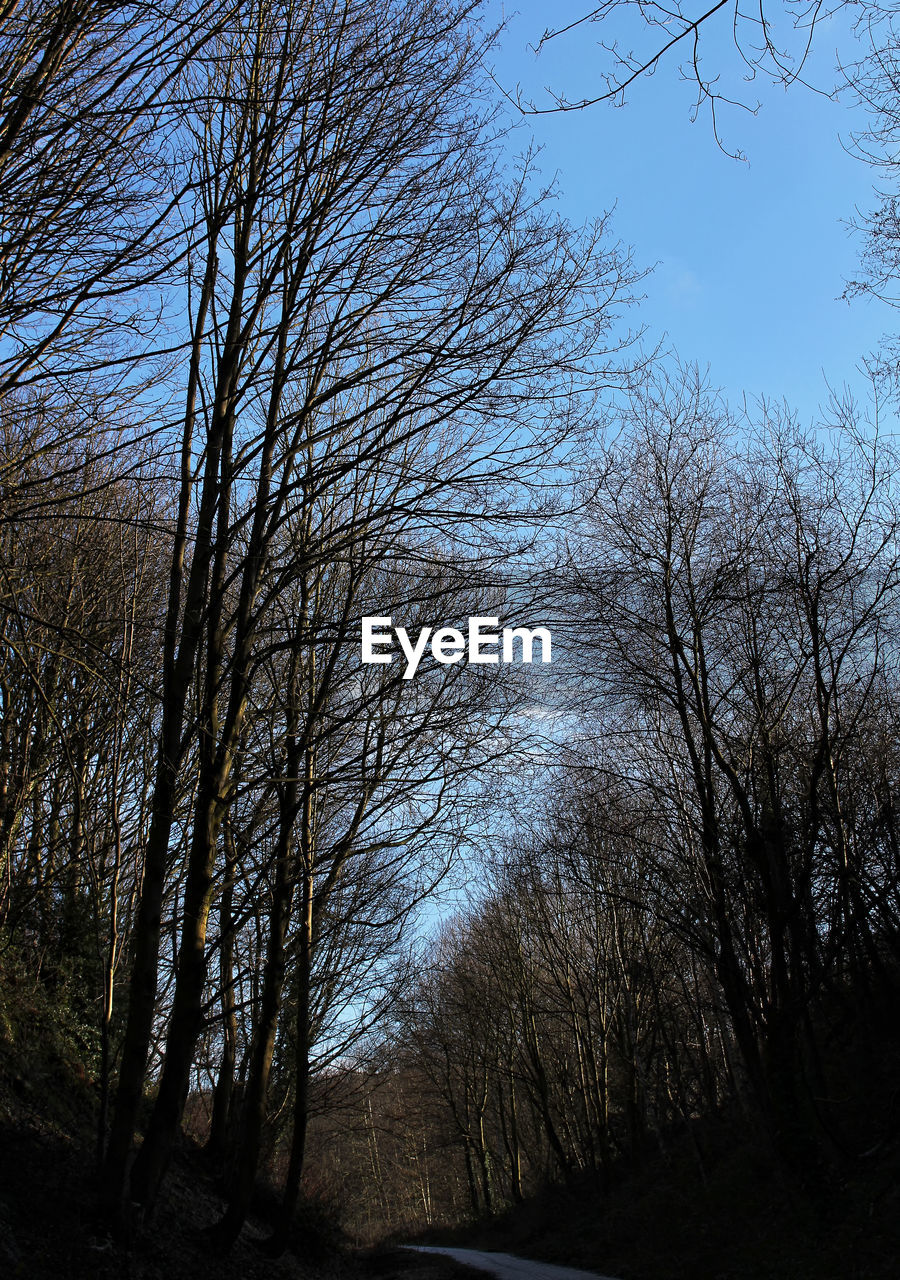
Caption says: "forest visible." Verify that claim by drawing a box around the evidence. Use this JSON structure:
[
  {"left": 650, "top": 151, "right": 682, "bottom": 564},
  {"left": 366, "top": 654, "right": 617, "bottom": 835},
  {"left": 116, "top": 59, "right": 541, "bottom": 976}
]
[{"left": 1, "top": 2, "right": 899, "bottom": 1278}]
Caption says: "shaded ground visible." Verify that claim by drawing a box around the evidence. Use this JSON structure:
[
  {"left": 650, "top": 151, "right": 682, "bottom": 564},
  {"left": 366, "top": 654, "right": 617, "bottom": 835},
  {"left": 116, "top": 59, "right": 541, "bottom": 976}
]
[
  {"left": 0, "top": 1122, "right": 313, "bottom": 1279},
  {"left": 0, "top": 1118, "right": 486, "bottom": 1280},
  {"left": 411, "top": 1116, "right": 900, "bottom": 1280},
  {"left": 406, "top": 1245, "right": 621, "bottom": 1280},
  {"left": 365, "top": 1248, "right": 492, "bottom": 1280},
  {"left": 0, "top": 967, "right": 483, "bottom": 1280}
]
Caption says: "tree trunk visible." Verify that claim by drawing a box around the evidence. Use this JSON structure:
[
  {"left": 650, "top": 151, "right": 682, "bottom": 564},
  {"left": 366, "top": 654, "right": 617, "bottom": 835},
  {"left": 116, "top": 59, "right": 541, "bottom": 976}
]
[
  {"left": 216, "top": 813, "right": 296, "bottom": 1242},
  {"left": 206, "top": 821, "right": 238, "bottom": 1165},
  {"left": 266, "top": 855, "right": 313, "bottom": 1257},
  {"left": 128, "top": 773, "right": 227, "bottom": 1211}
]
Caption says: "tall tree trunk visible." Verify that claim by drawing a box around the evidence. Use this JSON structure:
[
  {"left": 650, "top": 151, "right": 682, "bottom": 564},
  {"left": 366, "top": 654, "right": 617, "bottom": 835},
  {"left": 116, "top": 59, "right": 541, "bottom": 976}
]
[
  {"left": 206, "top": 820, "right": 238, "bottom": 1165},
  {"left": 216, "top": 746, "right": 299, "bottom": 1244},
  {"left": 266, "top": 849, "right": 313, "bottom": 1256},
  {"left": 128, "top": 759, "right": 230, "bottom": 1211},
  {"left": 103, "top": 251, "right": 216, "bottom": 1205}
]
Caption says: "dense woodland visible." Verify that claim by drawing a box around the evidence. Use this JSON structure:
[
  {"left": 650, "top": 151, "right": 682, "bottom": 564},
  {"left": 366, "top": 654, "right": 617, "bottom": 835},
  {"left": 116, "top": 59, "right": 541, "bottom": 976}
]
[{"left": 1, "top": 1, "right": 900, "bottom": 1275}]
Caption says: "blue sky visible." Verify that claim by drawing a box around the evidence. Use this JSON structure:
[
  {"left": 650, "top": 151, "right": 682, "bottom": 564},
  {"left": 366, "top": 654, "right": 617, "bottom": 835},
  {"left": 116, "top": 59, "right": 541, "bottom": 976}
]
[{"left": 487, "top": 1, "right": 894, "bottom": 425}]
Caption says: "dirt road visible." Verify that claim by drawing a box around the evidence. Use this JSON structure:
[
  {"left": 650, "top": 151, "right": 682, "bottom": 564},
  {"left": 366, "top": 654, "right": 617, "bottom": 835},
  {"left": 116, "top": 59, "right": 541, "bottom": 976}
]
[{"left": 404, "top": 1246, "right": 621, "bottom": 1280}]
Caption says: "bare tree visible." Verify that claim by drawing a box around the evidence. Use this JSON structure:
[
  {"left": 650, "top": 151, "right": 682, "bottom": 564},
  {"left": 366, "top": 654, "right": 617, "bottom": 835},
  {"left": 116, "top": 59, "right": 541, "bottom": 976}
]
[
  {"left": 509, "top": 0, "right": 860, "bottom": 145},
  {"left": 561, "top": 365, "right": 900, "bottom": 1169},
  {"left": 0, "top": 406, "right": 166, "bottom": 1173},
  {"left": 0, "top": 0, "right": 246, "bottom": 396},
  {"left": 103, "top": 0, "right": 634, "bottom": 1223}
]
